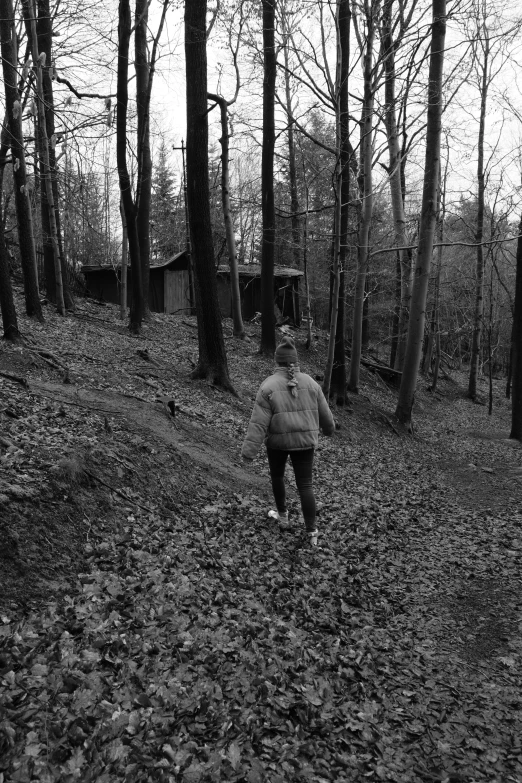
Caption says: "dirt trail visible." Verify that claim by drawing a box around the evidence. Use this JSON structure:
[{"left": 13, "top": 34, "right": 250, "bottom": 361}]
[{"left": 30, "top": 379, "right": 264, "bottom": 492}]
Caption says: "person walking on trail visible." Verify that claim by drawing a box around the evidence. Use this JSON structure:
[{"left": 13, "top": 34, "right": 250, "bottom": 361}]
[{"left": 241, "top": 336, "right": 335, "bottom": 546}]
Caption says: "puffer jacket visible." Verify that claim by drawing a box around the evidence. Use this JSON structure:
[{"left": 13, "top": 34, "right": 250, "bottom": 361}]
[{"left": 241, "top": 367, "right": 335, "bottom": 460}]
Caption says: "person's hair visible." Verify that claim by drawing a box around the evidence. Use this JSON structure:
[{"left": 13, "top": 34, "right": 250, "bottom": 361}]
[{"left": 286, "top": 362, "right": 299, "bottom": 397}]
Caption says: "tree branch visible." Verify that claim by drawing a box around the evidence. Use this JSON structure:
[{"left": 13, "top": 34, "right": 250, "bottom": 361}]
[
  {"left": 55, "top": 75, "right": 115, "bottom": 101},
  {"left": 370, "top": 235, "right": 522, "bottom": 258}
]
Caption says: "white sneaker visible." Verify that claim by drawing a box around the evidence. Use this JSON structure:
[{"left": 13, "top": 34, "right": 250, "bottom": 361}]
[
  {"left": 268, "top": 509, "right": 290, "bottom": 527},
  {"left": 306, "top": 529, "right": 319, "bottom": 546}
]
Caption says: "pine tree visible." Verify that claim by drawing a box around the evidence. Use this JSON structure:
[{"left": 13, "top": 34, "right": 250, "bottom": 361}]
[{"left": 150, "top": 140, "right": 181, "bottom": 261}]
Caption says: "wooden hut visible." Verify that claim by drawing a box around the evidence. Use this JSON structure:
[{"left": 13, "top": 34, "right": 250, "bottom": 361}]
[
  {"left": 82, "top": 250, "right": 192, "bottom": 314},
  {"left": 216, "top": 264, "right": 303, "bottom": 325},
  {"left": 82, "top": 255, "right": 303, "bottom": 324}
]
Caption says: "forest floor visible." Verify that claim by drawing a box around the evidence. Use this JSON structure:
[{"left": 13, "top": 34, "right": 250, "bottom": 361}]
[{"left": 1, "top": 290, "right": 522, "bottom": 783}]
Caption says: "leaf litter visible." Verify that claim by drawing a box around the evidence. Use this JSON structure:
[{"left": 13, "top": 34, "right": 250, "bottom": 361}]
[{"left": 1, "top": 293, "right": 522, "bottom": 782}]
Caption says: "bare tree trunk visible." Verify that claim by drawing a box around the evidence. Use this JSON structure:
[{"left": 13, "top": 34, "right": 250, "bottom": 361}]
[
  {"left": 207, "top": 94, "right": 245, "bottom": 339},
  {"left": 0, "top": 233, "right": 20, "bottom": 341},
  {"left": 348, "top": 1, "right": 378, "bottom": 393},
  {"left": 395, "top": 0, "right": 446, "bottom": 428},
  {"left": 323, "top": 178, "right": 342, "bottom": 400},
  {"left": 260, "top": 0, "right": 277, "bottom": 355},
  {"left": 468, "top": 27, "right": 489, "bottom": 400},
  {"left": 33, "top": 0, "right": 74, "bottom": 310},
  {"left": 390, "top": 251, "right": 400, "bottom": 366},
  {"left": 282, "top": 34, "right": 300, "bottom": 268},
  {"left": 330, "top": 0, "right": 351, "bottom": 405},
  {"left": 424, "top": 307, "right": 435, "bottom": 375},
  {"left": 303, "top": 198, "right": 312, "bottom": 350},
  {"left": 431, "top": 154, "right": 447, "bottom": 391},
  {"left": 0, "top": 0, "right": 42, "bottom": 320},
  {"left": 135, "top": 0, "right": 151, "bottom": 318},
  {"left": 0, "top": 128, "right": 21, "bottom": 341},
  {"left": 487, "top": 264, "right": 493, "bottom": 415},
  {"left": 185, "top": 0, "right": 235, "bottom": 392},
  {"left": 28, "top": 0, "right": 65, "bottom": 316},
  {"left": 510, "top": 215, "right": 522, "bottom": 439},
  {"left": 299, "top": 146, "right": 312, "bottom": 349},
  {"left": 506, "top": 320, "right": 514, "bottom": 399},
  {"left": 120, "top": 198, "right": 128, "bottom": 320},
  {"left": 423, "top": 173, "right": 442, "bottom": 376},
  {"left": 117, "top": 0, "right": 143, "bottom": 334},
  {"left": 381, "top": 0, "right": 410, "bottom": 370}
]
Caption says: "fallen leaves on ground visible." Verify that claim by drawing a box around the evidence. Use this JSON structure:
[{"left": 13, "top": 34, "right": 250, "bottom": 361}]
[{"left": 1, "top": 293, "right": 522, "bottom": 782}]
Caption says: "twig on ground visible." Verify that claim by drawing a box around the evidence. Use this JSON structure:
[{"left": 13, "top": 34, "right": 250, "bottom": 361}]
[
  {"left": 136, "top": 348, "right": 161, "bottom": 367},
  {"left": 135, "top": 374, "right": 161, "bottom": 390},
  {"left": 25, "top": 347, "right": 68, "bottom": 372},
  {"left": 31, "top": 389, "right": 114, "bottom": 415},
  {"left": 108, "top": 452, "right": 139, "bottom": 475},
  {"left": 0, "top": 371, "right": 28, "bottom": 387},
  {"left": 85, "top": 469, "right": 153, "bottom": 513},
  {"left": 0, "top": 435, "right": 17, "bottom": 449}
]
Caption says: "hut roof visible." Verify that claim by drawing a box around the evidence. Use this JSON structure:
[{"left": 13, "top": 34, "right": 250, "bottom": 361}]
[
  {"left": 82, "top": 250, "right": 187, "bottom": 275},
  {"left": 217, "top": 263, "right": 303, "bottom": 278}
]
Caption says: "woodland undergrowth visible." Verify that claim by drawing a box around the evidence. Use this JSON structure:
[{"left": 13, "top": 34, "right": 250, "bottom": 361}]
[{"left": 1, "top": 292, "right": 522, "bottom": 783}]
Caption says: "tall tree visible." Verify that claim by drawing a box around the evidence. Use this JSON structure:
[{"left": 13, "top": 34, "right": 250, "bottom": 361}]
[
  {"left": 510, "top": 215, "right": 522, "bottom": 440},
  {"left": 330, "top": 0, "right": 351, "bottom": 405},
  {"left": 24, "top": 0, "right": 74, "bottom": 311},
  {"left": 135, "top": 0, "right": 161, "bottom": 319},
  {"left": 467, "top": 12, "right": 489, "bottom": 400},
  {"left": 0, "top": 228, "right": 19, "bottom": 341},
  {"left": 116, "top": 0, "right": 168, "bottom": 332},
  {"left": 260, "top": 0, "right": 277, "bottom": 355},
  {"left": 116, "top": 0, "right": 143, "bottom": 333},
  {"left": 395, "top": 0, "right": 446, "bottom": 427},
  {"left": 185, "top": 0, "right": 235, "bottom": 392},
  {"left": 0, "top": 0, "right": 42, "bottom": 319},
  {"left": 26, "top": 0, "right": 66, "bottom": 315},
  {"left": 207, "top": 2, "right": 246, "bottom": 339},
  {"left": 281, "top": 4, "right": 300, "bottom": 268},
  {"left": 0, "top": 128, "right": 21, "bottom": 342},
  {"left": 380, "top": 0, "right": 414, "bottom": 371},
  {"left": 348, "top": 0, "right": 380, "bottom": 393},
  {"left": 150, "top": 140, "right": 181, "bottom": 260}
]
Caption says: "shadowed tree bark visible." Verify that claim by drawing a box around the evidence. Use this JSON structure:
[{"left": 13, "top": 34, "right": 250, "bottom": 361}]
[
  {"left": 135, "top": 0, "right": 152, "bottom": 319},
  {"left": 348, "top": 0, "right": 379, "bottom": 393},
  {"left": 0, "top": 227, "right": 20, "bottom": 341},
  {"left": 380, "top": 0, "right": 411, "bottom": 371},
  {"left": 116, "top": 0, "right": 143, "bottom": 333},
  {"left": 25, "top": 0, "right": 65, "bottom": 315},
  {"left": 34, "top": 0, "right": 74, "bottom": 310},
  {"left": 207, "top": 5, "right": 246, "bottom": 340},
  {"left": 510, "top": 216, "right": 522, "bottom": 440},
  {"left": 185, "top": 0, "right": 235, "bottom": 392},
  {"left": 260, "top": 0, "right": 277, "bottom": 356},
  {"left": 281, "top": 8, "right": 300, "bottom": 269},
  {"left": 395, "top": 0, "right": 446, "bottom": 428},
  {"left": 330, "top": 0, "right": 351, "bottom": 405},
  {"left": 116, "top": 0, "right": 168, "bottom": 332},
  {"left": 207, "top": 93, "right": 246, "bottom": 339},
  {"left": 0, "top": 127, "right": 21, "bottom": 342},
  {"left": 0, "top": 0, "right": 42, "bottom": 320},
  {"left": 468, "top": 19, "right": 490, "bottom": 401}
]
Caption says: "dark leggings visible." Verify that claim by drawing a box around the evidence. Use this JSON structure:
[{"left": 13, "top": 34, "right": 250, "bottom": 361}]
[{"left": 266, "top": 448, "right": 316, "bottom": 531}]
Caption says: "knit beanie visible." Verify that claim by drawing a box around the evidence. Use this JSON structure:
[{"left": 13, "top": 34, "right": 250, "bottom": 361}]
[{"left": 275, "top": 336, "right": 298, "bottom": 364}]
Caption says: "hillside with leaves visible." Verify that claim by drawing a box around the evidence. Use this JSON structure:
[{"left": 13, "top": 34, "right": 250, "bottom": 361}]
[{"left": 1, "top": 292, "right": 522, "bottom": 783}]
